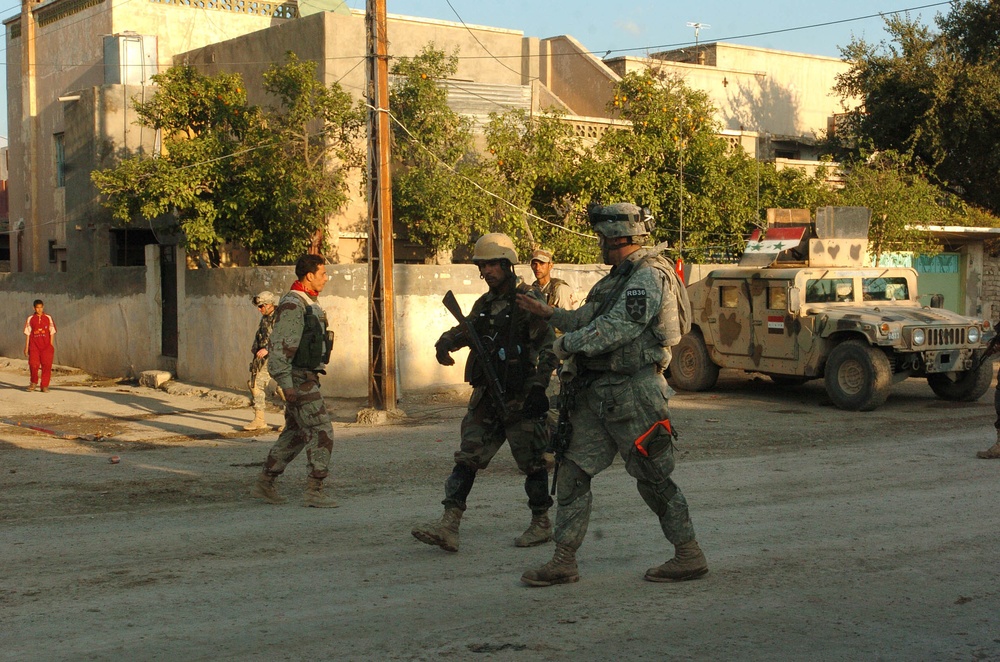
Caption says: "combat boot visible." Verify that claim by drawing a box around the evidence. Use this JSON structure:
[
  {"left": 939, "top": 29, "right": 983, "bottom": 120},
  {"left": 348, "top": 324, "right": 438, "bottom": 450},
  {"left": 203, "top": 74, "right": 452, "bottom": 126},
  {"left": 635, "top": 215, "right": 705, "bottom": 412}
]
[
  {"left": 243, "top": 410, "right": 268, "bottom": 431},
  {"left": 644, "top": 540, "right": 709, "bottom": 582},
  {"left": 303, "top": 477, "right": 339, "bottom": 508},
  {"left": 411, "top": 507, "right": 462, "bottom": 552},
  {"left": 515, "top": 511, "right": 552, "bottom": 547},
  {"left": 250, "top": 472, "right": 286, "bottom": 504},
  {"left": 520, "top": 543, "right": 579, "bottom": 586},
  {"left": 977, "top": 431, "right": 1000, "bottom": 459}
]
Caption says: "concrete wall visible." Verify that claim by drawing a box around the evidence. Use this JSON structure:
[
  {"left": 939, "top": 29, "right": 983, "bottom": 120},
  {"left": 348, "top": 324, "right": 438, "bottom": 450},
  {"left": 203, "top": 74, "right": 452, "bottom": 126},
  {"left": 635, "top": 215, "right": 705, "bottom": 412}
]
[
  {"left": 0, "top": 256, "right": 607, "bottom": 397},
  {"left": 537, "top": 35, "right": 620, "bottom": 119},
  {"left": 0, "top": 257, "right": 161, "bottom": 377},
  {"left": 179, "top": 260, "right": 605, "bottom": 397}
]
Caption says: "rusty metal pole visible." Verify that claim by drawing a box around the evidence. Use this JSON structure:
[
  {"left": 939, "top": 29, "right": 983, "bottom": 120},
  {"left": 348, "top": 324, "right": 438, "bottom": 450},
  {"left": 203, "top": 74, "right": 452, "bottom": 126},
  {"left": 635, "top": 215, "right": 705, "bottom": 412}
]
[
  {"left": 21, "top": 0, "right": 40, "bottom": 271},
  {"left": 365, "top": 0, "right": 397, "bottom": 410}
]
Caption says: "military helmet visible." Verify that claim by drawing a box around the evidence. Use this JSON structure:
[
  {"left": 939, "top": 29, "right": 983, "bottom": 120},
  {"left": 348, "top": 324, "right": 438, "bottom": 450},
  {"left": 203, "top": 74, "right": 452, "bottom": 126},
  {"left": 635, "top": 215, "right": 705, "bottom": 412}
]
[
  {"left": 588, "top": 203, "right": 653, "bottom": 239},
  {"left": 472, "top": 233, "right": 519, "bottom": 265}
]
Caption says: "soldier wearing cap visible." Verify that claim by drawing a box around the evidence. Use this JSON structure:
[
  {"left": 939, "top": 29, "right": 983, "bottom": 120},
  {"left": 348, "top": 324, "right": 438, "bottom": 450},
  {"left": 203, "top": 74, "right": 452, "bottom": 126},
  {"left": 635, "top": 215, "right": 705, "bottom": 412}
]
[
  {"left": 411, "top": 233, "right": 559, "bottom": 553},
  {"left": 530, "top": 248, "right": 575, "bottom": 310},
  {"left": 244, "top": 290, "right": 278, "bottom": 431},
  {"left": 516, "top": 203, "right": 708, "bottom": 586}
]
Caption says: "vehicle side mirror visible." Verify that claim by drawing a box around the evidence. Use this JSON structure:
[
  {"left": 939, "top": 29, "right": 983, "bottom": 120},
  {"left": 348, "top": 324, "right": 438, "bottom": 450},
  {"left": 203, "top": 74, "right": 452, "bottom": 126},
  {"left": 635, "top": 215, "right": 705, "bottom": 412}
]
[
  {"left": 929, "top": 293, "right": 944, "bottom": 308},
  {"left": 788, "top": 287, "right": 801, "bottom": 314}
]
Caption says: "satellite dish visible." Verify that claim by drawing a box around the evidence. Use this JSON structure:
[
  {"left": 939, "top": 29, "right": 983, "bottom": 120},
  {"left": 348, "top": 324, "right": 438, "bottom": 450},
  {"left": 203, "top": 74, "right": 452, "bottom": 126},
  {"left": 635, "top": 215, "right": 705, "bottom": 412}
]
[{"left": 298, "top": 0, "right": 351, "bottom": 18}]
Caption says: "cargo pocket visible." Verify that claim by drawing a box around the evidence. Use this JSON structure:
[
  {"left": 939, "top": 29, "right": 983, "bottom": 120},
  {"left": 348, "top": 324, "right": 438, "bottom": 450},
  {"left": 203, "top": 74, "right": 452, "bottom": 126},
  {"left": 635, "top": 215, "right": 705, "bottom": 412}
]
[{"left": 625, "top": 419, "right": 677, "bottom": 483}]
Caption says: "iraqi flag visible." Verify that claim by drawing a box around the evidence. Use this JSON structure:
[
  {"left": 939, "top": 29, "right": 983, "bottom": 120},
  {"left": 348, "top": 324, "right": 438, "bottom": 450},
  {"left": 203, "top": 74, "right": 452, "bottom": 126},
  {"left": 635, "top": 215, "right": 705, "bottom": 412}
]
[{"left": 740, "top": 227, "right": 807, "bottom": 266}]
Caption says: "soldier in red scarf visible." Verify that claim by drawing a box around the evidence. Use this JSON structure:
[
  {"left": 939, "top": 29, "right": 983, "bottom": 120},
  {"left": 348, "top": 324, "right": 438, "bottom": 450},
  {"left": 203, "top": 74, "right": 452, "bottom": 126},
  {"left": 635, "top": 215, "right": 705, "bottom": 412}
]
[{"left": 23, "top": 299, "right": 56, "bottom": 392}]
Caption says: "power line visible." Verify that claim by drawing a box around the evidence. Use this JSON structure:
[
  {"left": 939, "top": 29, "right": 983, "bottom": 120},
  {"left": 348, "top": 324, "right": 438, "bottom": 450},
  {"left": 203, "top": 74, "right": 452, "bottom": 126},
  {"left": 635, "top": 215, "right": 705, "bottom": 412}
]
[{"left": 0, "top": 2, "right": 952, "bottom": 67}]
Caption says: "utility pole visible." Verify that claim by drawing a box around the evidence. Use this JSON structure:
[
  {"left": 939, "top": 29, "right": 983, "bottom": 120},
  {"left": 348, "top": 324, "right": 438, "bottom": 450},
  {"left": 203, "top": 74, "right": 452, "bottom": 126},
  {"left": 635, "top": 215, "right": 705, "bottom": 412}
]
[
  {"left": 21, "top": 0, "right": 39, "bottom": 271},
  {"left": 365, "top": 0, "right": 397, "bottom": 410}
]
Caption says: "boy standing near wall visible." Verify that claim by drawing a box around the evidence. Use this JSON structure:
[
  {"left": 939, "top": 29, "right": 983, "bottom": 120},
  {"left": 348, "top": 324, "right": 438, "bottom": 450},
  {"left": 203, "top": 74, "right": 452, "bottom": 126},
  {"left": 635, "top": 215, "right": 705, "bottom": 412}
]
[{"left": 24, "top": 299, "right": 56, "bottom": 392}]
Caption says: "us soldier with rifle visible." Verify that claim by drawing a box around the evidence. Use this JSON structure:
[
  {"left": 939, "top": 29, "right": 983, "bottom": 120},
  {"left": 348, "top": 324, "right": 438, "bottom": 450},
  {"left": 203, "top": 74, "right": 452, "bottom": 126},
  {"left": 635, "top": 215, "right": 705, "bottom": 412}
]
[
  {"left": 243, "top": 291, "right": 278, "bottom": 431},
  {"left": 516, "top": 202, "right": 709, "bottom": 586},
  {"left": 977, "top": 330, "right": 1000, "bottom": 459},
  {"left": 411, "top": 233, "right": 558, "bottom": 553}
]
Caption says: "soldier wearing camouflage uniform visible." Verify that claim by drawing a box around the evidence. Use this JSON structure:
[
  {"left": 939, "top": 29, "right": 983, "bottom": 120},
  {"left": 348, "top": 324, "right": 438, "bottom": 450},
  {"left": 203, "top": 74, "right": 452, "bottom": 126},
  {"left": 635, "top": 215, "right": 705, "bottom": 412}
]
[
  {"left": 411, "top": 233, "right": 559, "bottom": 552},
  {"left": 244, "top": 290, "right": 278, "bottom": 431},
  {"left": 251, "top": 254, "right": 337, "bottom": 508},
  {"left": 530, "top": 248, "right": 575, "bottom": 310},
  {"left": 516, "top": 203, "right": 708, "bottom": 586}
]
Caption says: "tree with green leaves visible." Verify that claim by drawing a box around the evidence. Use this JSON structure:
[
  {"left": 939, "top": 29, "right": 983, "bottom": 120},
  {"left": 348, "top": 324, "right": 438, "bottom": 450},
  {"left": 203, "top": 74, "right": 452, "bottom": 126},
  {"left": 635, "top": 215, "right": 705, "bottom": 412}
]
[
  {"left": 834, "top": 1, "right": 1000, "bottom": 217},
  {"left": 92, "top": 53, "right": 364, "bottom": 265},
  {"left": 389, "top": 45, "right": 489, "bottom": 262}
]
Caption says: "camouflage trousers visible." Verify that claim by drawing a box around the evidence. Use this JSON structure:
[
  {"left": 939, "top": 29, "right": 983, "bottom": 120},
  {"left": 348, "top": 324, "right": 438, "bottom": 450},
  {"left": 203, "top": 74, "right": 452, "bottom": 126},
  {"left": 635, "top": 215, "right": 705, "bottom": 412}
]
[
  {"left": 554, "top": 365, "right": 696, "bottom": 550},
  {"left": 249, "top": 364, "right": 272, "bottom": 412},
  {"left": 443, "top": 386, "right": 553, "bottom": 512},
  {"left": 263, "top": 369, "right": 333, "bottom": 479}
]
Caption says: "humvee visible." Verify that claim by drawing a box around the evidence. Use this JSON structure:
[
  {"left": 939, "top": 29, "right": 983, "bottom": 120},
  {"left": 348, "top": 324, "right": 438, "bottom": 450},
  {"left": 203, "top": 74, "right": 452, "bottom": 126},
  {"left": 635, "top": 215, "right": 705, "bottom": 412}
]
[{"left": 668, "top": 208, "right": 995, "bottom": 411}]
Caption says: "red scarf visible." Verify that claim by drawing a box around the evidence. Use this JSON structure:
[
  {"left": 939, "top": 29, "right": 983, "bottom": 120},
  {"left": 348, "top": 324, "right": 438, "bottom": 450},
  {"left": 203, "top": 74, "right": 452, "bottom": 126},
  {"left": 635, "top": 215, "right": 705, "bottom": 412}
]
[{"left": 291, "top": 280, "right": 319, "bottom": 297}]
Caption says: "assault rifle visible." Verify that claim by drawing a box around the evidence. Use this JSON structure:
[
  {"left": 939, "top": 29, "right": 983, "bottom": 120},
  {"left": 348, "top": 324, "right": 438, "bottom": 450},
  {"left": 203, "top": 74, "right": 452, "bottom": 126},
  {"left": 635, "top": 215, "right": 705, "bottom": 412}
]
[
  {"left": 549, "top": 359, "right": 578, "bottom": 495},
  {"left": 972, "top": 329, "right": 1000, "bottom": 372},
  {"left": 442, "top": 290, "right": 509, "bottom": 420},
  {"left": 248, "top": 353, "right": 267, "bottom": 390}
]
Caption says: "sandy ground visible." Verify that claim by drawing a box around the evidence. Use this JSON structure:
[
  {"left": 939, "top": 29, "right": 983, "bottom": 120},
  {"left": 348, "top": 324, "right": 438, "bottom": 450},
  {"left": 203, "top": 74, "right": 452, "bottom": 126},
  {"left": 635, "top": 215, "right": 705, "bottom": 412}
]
[{"left": 2, "top": 357, "right": 1000, "bottom": 661}]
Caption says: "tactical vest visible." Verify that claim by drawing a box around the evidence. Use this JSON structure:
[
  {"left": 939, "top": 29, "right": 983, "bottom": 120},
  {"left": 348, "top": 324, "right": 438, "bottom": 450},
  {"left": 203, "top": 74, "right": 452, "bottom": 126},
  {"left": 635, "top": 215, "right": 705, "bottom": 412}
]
[
  {"left": 463, "top": 283, "right": 535, "bottom": 392},
  {"left": 292, "top": 302, "right": 333, "bottom": 370}
]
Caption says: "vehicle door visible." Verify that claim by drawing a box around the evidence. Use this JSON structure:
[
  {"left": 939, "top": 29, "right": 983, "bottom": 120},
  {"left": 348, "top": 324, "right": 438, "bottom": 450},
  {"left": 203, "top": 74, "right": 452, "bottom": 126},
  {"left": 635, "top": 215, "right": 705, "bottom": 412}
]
[
  {"left": 706, "top": 279, "right": 754, "bottom": 359},
  {"left": 755, "top": 280, "right": 796, "bottom": 360}
]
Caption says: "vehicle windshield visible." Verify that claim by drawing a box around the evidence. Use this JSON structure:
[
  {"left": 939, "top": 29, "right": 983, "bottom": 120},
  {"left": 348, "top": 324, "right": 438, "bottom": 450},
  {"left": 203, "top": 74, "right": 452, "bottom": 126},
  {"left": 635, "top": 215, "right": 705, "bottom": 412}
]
[
  {"left": 805, "top": 278, "right": 854, "bottom": 303},
  {"left": 862, "top": 277, "right": 909, "bottom": 302}
]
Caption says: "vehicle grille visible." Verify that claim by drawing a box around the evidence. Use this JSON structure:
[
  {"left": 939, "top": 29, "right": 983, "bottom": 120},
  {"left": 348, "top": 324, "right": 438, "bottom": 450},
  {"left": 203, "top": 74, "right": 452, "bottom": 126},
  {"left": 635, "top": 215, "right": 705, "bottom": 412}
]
[{"left": 924, "top": 326, "right": 967, "bottom": 347}]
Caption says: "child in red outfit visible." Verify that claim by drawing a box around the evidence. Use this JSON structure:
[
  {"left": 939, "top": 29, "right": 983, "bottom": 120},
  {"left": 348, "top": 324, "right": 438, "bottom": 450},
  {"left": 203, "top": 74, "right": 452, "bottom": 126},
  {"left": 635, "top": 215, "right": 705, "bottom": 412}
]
[{"left": 23, "top": 299, "right": 56, "bottom": 392}]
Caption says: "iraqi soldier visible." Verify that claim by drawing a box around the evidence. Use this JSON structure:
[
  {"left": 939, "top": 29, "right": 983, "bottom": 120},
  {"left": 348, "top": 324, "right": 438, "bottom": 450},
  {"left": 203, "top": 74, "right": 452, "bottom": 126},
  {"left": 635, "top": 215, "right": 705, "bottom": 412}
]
[
  {"left": 529, "top": 248, "right": 575, "bottom": 310},
  {"left": 244, "top": 291, "right": 278, "bottom": 431},
  {"left": 516, "top": 203, "right": 708, "bottom": 586},
  {"left": 411, "top": 233, "right": 559, "bottom": 552},
  {"left": 251, "top": 254, "right": 337, "bottom": 508}
]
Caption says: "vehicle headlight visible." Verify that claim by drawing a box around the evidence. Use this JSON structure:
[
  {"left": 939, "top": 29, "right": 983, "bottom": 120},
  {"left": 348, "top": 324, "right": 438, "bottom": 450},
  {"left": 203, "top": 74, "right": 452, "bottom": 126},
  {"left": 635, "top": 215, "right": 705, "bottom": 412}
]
[
  {"left": 912, "top": 328, "right": 926, "bottom": 346},
  {"left": 969, "top": 327, "right": 981, "bottom": 343}
]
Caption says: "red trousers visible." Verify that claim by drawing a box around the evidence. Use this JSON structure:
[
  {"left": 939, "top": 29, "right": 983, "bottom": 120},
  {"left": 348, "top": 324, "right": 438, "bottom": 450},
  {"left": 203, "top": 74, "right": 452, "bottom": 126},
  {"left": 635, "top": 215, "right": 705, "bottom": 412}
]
[{"left": 28, "top": 342, "right": 54, "bottom": 388}]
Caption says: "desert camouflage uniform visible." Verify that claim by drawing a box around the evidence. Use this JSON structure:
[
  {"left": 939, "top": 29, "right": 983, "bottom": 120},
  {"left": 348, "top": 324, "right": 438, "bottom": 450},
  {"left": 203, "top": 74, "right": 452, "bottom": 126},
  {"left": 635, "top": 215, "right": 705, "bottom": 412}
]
[
  {"left": 533, "top": 277, "right": 575, "bottom": 311},
  {"left": 437, "top": 279, "right": 559, "bottom": 513},
  {"left": 262, "top": 290, "right": 333, "bottom": 479},
  {"left": 249, "top": 311, "right": 276, "bottom": 412},
  {"left": 548, "top": 246, "right": 696, "bottom": 551}
]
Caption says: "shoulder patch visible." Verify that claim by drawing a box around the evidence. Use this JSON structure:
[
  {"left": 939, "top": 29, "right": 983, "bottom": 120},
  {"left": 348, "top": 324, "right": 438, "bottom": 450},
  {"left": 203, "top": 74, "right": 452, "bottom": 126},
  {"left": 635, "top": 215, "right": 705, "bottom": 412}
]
[{"left": 625, "top": 288, "right": 647, "bottom": 321}]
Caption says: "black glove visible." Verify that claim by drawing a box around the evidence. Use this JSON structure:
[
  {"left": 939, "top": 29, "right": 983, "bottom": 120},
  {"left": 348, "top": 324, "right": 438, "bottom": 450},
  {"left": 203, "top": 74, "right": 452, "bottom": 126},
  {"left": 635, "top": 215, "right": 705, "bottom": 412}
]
[
  {"left": 435, "top": 340, "right": 455, "bottom": 366},
  {"left": 522, "top": 384, "right": 549, "bottom": 418}
]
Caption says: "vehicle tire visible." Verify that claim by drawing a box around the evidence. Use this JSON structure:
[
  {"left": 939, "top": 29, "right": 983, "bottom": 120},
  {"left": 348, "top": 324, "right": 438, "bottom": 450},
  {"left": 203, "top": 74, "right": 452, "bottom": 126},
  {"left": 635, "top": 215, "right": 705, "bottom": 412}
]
[
  {"left": 668, "top": 331, "right": 720, "bottom": 392},
  {"left": 927, "top": 358, "right": 993, "bottom": 402},
  {"left": 823, "top": 339, "right": 892, "bottom": 411},
  {"left": 768, "top": 374, "right": 810, "bottom": 387}
]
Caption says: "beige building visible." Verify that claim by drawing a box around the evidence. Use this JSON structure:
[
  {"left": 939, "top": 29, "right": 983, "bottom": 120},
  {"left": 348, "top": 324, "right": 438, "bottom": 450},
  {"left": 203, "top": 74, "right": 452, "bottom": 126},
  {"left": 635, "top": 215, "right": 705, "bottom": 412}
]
[{"left": 6, "top": 3, "right": 859, "bottom": 273}]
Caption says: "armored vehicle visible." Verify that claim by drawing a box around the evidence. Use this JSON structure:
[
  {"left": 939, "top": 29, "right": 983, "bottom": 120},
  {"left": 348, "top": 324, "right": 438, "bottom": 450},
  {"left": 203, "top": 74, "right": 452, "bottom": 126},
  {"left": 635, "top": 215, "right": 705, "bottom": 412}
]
[{"left": 669, "top": 207, "right": 994, "bottom": 411}]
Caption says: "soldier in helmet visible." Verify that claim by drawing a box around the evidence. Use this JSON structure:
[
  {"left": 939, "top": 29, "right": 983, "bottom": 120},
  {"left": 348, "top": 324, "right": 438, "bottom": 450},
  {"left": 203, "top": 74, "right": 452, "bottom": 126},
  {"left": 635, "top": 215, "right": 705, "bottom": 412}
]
[
  {"left": 516, "top": 203, "right": 708, "bottom": 586},
  {"left": 412, "top": 233, "right": 558, "bottom": 553},
  {"left": 244, "top": 290, "right": 278, "bottom": 431}
]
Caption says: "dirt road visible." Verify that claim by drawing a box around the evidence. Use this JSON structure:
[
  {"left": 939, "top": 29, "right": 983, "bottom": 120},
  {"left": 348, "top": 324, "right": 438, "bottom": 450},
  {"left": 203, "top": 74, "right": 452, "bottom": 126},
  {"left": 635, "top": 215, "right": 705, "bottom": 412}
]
[{"left": 2, "top": 361, "right": 999, "bottom": 661}]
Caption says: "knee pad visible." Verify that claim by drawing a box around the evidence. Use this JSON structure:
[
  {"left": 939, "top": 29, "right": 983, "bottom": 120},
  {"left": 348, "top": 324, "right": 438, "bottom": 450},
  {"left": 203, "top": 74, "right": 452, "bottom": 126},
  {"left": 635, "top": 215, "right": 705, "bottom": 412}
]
[
  {"left": 637, "top": 478, "right": 678, "bottom": 518},
  {"left": 556, "top": 460, "right": 591, "bottom": 507}
]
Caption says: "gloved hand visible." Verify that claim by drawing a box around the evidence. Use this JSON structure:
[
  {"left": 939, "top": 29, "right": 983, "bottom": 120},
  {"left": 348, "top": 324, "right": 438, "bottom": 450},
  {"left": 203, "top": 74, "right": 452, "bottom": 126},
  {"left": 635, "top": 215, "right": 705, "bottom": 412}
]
[
  {"left": 522, "top": 384, "right": 550, "bottom": 418},
  {"left": 282, "top": 387, "right": 298, "bottom": 404},
  {"left": 435, "top": 340, "right": 455, "bottom": 366},
  {"left": 552, "top": 335, "right": 572, "bottom": 360}
]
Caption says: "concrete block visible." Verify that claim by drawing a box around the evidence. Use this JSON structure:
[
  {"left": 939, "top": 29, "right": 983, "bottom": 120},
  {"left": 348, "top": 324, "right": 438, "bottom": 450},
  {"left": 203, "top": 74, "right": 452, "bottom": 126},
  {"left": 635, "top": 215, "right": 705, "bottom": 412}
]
[{"left": 139, "top": 370, "right": 173, "bottom": 389}]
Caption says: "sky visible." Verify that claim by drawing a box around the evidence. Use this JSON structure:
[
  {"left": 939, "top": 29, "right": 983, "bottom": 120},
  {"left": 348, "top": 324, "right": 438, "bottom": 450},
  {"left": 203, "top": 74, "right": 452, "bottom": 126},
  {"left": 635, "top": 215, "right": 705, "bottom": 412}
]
[{"left": 0, "top": 0, "right": 950, "bottom": 144}]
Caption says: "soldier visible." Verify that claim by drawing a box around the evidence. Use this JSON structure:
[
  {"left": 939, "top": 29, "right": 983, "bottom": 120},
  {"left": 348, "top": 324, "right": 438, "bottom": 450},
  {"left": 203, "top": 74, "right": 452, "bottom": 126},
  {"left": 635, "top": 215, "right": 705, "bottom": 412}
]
[
  {"left": 529, "top": 248, "right": 575, "bottom": 310},
  {"left": 251, "top": 254, "right": 337, "bottom": 508},
  {"left": 411, "top": 233, "right": 558, "bottom": 552},
  {"left": 243, "top": 291, "right": 278, "bottom": 431},
  {"left": 516, "top": 203, "right": 708, "bottom": 586}
]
